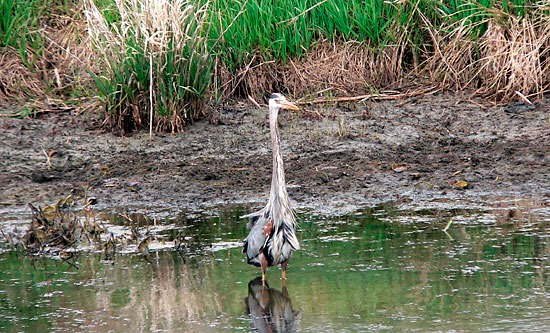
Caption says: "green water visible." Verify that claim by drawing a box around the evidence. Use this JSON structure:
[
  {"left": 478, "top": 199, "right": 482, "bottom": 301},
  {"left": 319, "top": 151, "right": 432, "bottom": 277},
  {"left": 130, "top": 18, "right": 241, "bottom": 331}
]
[{"left": 0, "top": 207, "right": 548, "bottom": 332}]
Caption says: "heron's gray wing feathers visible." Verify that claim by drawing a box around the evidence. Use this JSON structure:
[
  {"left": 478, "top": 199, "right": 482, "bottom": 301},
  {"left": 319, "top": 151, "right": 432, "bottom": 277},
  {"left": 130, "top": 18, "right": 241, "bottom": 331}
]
[
  {"left": 240, "top": 208, "right": 266, "bottom": 229},
  {"left": 243, "top": 215, "right": 269, "bottom": 265}
]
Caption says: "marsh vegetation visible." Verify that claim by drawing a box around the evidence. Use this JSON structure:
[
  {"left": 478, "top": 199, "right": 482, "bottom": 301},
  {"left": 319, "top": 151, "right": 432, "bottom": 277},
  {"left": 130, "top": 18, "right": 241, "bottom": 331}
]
[{"left": 1, "top": 0, "right": 549, "bottom": 133}]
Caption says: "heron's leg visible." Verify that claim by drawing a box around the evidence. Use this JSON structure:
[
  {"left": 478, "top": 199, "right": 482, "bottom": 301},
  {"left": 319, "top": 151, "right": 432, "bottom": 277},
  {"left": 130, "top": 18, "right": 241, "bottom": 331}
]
[
  {"left": 281, "top": 258, "right": 289, "bottom": 280},
  {"left": 260, "top": 253, "right": 268, "bottom": 284}
]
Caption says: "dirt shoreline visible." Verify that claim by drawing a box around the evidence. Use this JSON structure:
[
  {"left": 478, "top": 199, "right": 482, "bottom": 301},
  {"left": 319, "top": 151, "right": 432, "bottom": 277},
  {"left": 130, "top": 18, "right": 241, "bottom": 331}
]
[{"left": 1, "top": 92, "right": 548, "bottom": 218}]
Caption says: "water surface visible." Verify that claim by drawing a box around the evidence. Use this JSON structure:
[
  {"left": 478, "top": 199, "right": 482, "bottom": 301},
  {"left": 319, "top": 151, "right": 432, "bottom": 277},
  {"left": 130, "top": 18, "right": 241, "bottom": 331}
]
[{"left": 1, "top": 204, "right": 548, "bottom": 332}]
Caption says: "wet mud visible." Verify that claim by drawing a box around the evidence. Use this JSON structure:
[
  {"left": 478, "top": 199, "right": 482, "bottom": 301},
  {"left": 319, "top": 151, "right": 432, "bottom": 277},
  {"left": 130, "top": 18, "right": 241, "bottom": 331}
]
[{"left": 1, "top": 93, "right": 548, "bottom": 216}]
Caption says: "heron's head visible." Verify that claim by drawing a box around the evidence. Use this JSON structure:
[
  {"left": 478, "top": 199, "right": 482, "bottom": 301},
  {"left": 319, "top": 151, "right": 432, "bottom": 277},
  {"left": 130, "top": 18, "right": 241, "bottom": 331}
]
[{"left": 269, "top": 93, "right": 299, "bottom": 112}]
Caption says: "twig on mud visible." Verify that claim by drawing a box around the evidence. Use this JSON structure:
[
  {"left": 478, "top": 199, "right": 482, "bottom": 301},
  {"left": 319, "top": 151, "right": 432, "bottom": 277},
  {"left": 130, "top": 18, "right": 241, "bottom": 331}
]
[
  {"left": 299, "top": 85, "right": 440, "bottom": 105},
  {"left": 295, "top": 87, "right": 334, "bottom": 104},
  {"left": 460, "top": 99, "right": 490, "bottom": 110},
  {"left": 149, "top": 53, "right": 154, "bottom": 140},
  {"left": 443, "top": 218, "right": 454, "bottom": 232},
  {"left": 300, "top": 108, "right": 324, "bottom": 120},
  {"left": 0, "top": 101, "right": 76, "bottom": 118},
  {"left": 514, "top": 91, "right": 533, "bottom": 104},
  {"left": 303, "top": 94, "right": 376, "bottom": 104},
  {"left": 248, "top": 95, "right": 261, "bottom": 108},
  {"left": 43, "top": 149, "right": 56, "bottom": 169}
]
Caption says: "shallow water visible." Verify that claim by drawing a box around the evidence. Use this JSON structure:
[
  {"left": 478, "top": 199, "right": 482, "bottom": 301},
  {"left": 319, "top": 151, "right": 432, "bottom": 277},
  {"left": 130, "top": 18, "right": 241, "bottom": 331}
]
[{"left": 0, "top": 204, "right": 548, "bottom": 332}]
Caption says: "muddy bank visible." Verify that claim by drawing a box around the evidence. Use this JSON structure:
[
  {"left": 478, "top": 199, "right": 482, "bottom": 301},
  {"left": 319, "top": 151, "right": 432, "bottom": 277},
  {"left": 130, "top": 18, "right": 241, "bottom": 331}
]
[{"left": 0, "top": 93, "right": 548, "bottom": 217}]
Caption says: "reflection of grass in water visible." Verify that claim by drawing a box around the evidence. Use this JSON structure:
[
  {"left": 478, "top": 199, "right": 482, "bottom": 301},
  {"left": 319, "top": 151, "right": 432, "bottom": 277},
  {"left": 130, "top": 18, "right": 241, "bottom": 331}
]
[
  {"left": 90, "top": 253, "right": 224, "bottom": 331},
  {"left": 0, "top": 252, "right": 227, "bottom": 331}
]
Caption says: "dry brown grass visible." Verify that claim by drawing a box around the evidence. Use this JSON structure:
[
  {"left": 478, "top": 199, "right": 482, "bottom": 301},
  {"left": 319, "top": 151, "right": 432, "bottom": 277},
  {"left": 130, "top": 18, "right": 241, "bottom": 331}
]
[
  {"left": 476, "top": 15, "right": 549, "bottom": 101},
  {"left": 41, "top": 10, "right": 96, "bottom": 96},
  {"left": 425, "top": 6, "right": 550, "bottom": 102},
  {"left": 283, "top": 41, "right": 405, "bottom": 97},
  {"left": 221, "top": 40, "right": 408, "bottom": 101},
  {"left": 0, "top": 48, "right": 43, "bottom": 103},
  {"left": 423, "top": 18, "right": 478, "bottom": 92}
]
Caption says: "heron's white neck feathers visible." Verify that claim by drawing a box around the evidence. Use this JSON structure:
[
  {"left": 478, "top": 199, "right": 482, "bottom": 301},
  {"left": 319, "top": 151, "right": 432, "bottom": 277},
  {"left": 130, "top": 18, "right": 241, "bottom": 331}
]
[{"left": 267, "top": 105, "right": 296, "bottom": 229}]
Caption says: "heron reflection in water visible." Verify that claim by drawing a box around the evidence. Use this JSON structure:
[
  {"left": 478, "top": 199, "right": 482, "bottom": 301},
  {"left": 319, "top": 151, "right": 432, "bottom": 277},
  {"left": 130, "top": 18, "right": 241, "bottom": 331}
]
[
  {"left": 245, "top": 277, "right": 300, "bottom": 333},
  {"left": 242, "top": 93, "right": 300, "bottom": 282}
]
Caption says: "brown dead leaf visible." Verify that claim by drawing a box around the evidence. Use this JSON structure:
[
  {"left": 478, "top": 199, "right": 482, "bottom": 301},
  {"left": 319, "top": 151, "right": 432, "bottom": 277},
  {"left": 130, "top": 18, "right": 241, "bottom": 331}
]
[{"left": 101, "top": 165, "right": 111, "bottom": 176}]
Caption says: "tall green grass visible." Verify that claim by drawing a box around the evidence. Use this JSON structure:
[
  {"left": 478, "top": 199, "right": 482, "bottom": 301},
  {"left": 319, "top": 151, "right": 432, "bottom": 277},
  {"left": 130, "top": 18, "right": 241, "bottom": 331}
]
[
  {"left": 208, "top": 0, "right": 405, "bottom": 67},
  {"left": 210, "top": 0, "right": 532, "bottom": 67},
  {"left": 0, "top": 0, "right": 45, "bottom": 67}
]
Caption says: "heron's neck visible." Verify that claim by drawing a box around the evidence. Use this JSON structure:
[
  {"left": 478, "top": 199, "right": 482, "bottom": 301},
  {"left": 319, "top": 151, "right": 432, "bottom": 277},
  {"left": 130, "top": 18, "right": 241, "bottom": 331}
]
[{"left": 269, "top": 110, "right": 288, "bottom": 204}]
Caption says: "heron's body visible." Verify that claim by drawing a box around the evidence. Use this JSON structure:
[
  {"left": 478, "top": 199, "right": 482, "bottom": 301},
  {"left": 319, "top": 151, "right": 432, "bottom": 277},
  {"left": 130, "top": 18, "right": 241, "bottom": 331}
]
[
  {"left": 242, "top": 207, "right": 299, "bottom": 268},
  {"left": 242, "top": 93, "right": 300, "bottom": 281}
]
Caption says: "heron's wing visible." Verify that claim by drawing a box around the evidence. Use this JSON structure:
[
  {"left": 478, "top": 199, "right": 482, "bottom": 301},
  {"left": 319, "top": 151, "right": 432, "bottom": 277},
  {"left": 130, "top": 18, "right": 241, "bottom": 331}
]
[
  {"left": 240, "top": 207, "right": 265, "bottom": 219},
  {"left": 243, "top": 215, "right": 269, "bottom": 263},
  {"left": 240, "top": 207, "right": 266, "bottom": 229}
]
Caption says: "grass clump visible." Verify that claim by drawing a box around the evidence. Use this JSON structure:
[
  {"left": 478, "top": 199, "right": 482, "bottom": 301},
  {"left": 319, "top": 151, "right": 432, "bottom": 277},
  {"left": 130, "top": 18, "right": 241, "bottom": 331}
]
[
  {"left": 84, "top": 0, "right": 212, "bottom": 134},
  {"left": 0, "top": 0, "right": 45, "bottom": 103},
  {"left": 424, "top": 1, "right": 550, "bottom": 101},
  {"left": 0, "top": 0, "right": 93, "bottom": 111},
  {"left": 210, "top": 0, "right": 549, "bottom": 102},
  {"left": 209, "top": 0, "right": 411, "bottom": 97}
]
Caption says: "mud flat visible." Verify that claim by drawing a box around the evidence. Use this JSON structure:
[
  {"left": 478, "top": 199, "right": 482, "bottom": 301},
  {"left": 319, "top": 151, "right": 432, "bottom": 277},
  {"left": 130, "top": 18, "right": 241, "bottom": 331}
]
[{"left": 1, "top": 93, "right": 548, "bottom": 218}]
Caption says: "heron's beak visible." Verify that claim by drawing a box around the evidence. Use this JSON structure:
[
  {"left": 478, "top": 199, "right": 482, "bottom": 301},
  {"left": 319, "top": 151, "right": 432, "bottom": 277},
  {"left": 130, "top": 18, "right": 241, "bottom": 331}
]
[{"left": 281, "top": 101, "right": 299, "bottom": 111}]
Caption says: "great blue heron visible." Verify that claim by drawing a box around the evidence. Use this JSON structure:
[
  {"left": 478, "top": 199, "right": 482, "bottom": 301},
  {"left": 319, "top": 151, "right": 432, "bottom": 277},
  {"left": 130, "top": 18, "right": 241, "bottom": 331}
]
[{"left": 242, "top": 93, "right": 300, "bottom": 282}]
